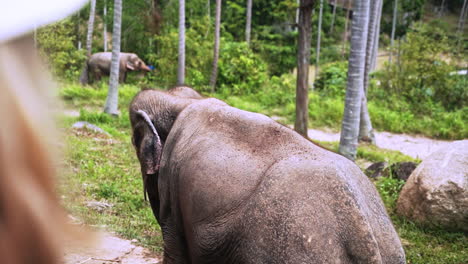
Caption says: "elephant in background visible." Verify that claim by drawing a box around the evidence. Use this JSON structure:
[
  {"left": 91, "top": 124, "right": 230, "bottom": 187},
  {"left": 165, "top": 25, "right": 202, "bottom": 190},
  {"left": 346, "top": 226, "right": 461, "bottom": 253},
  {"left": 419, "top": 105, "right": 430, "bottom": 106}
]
[
  {"left": 129, "top": 87, "right": 406, "bottom": 264},
  {"left": 79, "top": 52, "right": 151, "bottom": 84}
]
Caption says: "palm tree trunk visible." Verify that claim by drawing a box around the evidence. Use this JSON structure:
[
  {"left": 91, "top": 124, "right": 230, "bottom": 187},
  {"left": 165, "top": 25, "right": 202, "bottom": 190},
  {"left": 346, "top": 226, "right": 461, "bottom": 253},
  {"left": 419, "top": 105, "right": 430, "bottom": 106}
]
[
  {"left": 457, "top": 0, "right": 468, "bottom": 51},
  {"left": 341, "top": 0, "right": 352, "bottom": 57},
  {"left": 209, "top": 0, "right": 222, "bottom": 91},
  {"left": 389, "top": 0, "right": 398, "bottom": 64},
  {"left": 104, "top": 0, "right": 108, "bottom": 52},
  {"left": 246, "top": 0, "right": 253, "bottom": 45},
  {"left": 359, "top": 0, "right": 382, "bottom": 144},
  {"left": 330, "top": 0, "right": 337, "bottom": 34},
  {"left": 339, "top": 0, "right": 371, "bottom": 160},
  {"left": 86, "top": 0, "right": 96, "bottom": 57},
  {"left": 104, "top": 0, "right": 122, "bottom": 115},
  {"left": 371, "top": 0, "right": 383, "bottom": 71},
  {"left": 315, "top": 0, "right": 323, "bottom": 87},
  {"left": 438, "top": 0, "right": 446, "bottom": 18},
  {"left": 295, "top": 0, "right": 316, "bottom": 137},
  {"left": 457, "top": 0, "right": 468, "bottom": 36},
  {"left": 177, "top": 0, "right": 186, "bottom": 85}
]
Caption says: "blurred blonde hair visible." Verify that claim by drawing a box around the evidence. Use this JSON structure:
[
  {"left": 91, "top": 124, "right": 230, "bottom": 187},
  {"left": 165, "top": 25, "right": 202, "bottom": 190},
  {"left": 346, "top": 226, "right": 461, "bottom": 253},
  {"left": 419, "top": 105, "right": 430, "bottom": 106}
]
[{"left": 0, "top": 35, "right": 69, "bottom": 264}]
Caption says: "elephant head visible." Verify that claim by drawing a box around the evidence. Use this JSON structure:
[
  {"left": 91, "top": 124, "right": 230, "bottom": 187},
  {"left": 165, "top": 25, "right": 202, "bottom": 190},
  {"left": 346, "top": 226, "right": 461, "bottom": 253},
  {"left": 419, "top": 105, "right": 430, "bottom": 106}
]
[
  {"left": 129, "top": 87, "right": 202, "bottom": 197},
  {"left": 126, "top": 54, "right": 151, "bottom": 72}
]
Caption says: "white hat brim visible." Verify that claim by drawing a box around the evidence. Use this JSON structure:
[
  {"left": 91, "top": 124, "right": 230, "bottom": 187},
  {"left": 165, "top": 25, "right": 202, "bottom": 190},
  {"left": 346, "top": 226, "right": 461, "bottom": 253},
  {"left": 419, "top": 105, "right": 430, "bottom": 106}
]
[{"left": 0, "top": 0, "right": 89, "bottom": 43}]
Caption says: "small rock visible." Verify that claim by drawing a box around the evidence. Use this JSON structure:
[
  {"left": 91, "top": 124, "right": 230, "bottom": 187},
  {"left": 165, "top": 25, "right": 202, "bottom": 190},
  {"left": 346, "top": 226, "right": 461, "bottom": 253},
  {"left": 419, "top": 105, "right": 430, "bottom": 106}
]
[
  {"left": 365, "top": 162, "right": 417, "bottom": 181},
  {"left": 72, "top": 121, "right": 110, "bottom": 136},
  {"left": 389, "top": 162, "right": 417, "bottom": 181},
  {"left": 86, "top": 201, "right": 114, "bottom": 213},
  {"left": 365, "top": 162, "right": 388, "bottom": 178}
]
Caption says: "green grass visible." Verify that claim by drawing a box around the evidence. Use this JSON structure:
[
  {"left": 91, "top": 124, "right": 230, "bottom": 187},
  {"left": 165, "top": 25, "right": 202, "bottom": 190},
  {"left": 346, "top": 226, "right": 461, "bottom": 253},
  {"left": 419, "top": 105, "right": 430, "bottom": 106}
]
[
  {"left": 59, "top": 83, "right": 467, "bottom": 262},
  {"left": 374, "top": 176, "right": 468, "bottom": 264}
]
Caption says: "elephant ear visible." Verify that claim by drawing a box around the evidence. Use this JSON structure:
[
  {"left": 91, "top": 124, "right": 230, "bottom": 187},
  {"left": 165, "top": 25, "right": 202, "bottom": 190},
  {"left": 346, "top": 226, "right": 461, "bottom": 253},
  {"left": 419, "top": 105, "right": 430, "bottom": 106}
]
[
  {"left": 126, "top": 62, "right": 136, "bottom": 71},
  {"left": 135, "top": 110, "right": 163, "bottom": 175}
]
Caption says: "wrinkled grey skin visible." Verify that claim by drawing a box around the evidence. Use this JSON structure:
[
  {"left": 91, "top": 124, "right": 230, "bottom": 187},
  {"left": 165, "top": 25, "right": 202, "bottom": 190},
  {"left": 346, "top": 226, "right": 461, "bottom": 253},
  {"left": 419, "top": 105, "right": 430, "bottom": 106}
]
[
  {"left": 80, "top": 52, "right": 151, "bottom": 84},
  {"left": 129, "top": 87, "right": 405, "bottom": 264}
]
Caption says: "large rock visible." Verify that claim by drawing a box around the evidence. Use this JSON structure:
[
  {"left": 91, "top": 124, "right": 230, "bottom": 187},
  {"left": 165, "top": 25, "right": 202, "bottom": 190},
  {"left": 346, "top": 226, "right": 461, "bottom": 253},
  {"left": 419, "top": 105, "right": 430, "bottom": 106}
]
[{"left": 396, "top": 140, "right": 468, "bottom": 231}]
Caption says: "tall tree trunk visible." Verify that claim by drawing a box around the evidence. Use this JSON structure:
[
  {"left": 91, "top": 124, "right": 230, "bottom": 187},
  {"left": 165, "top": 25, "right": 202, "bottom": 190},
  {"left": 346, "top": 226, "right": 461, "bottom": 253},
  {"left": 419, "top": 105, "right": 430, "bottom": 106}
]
[
  {"left": 330, "top": 0, "right": 337, "bottom": 34},
  {"left": 210, "top": 0, "right": 222, "bottom": 91},
  {"left": 294, "top": 0, "right": 316, "bottom": 137},
  {"left": 86, "top": 0, "right": 97, "bottom": 56},
  {"left": 438, "top": 0, "right": 446, "bottom": 18},
  {"left": 207, "top": 0, "right": 211, "bottom": 18},
  {"left": 389, "top": 0, "right": 398, "bottom": 64},
  {"left": 339, "top": 0, "right": 370, "bottom": 160},
  {"left": 104, "top": 0, "right": 108, "bottom": 52},
  {"left": 177, "top": 0, "right": 186, "bottom": 85},
  {"left": 104, "top": 0, "right": 122, "bottom": 115},
  {"left": 246, "top": 0, "right": 253, "bottom": 45},
  {"left": 457, "top": 0, "right": 468, "bottom": 38},
  {"left": 296, "top": 0, "right": 300, "bottom": 30},
  {"left": 315, "top": 0, "right": 323, "bottom": 87},
  {"left": 341, "top": 0, "right": 352, "bottom": 57},
  {"left": 359, "top": 0, "right": 382, "bottom": 144},
  {"left": 371, "top": 0, "right": 383, "bottom": 71}
]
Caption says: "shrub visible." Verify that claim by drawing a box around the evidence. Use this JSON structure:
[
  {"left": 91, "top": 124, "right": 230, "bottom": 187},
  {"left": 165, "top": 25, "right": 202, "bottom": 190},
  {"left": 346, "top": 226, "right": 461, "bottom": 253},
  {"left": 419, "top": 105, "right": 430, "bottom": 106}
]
[
  {"left": 378, "top": 22, "right": 464, "bottom": 111},
  {"left": 218, "top": 41, "right": 269, "bottom": 95},
  {"left": 375, "top": 177, "right": 405, "bottom": 210},
  {"left": 314, "top": 61, "right": 348, "bottom": 98},
  {"left": 149, "top": 17, "right": 213, "bottom": 89},
  {"left": 37, "top": 19, "right": 86, "bottom": 81}
]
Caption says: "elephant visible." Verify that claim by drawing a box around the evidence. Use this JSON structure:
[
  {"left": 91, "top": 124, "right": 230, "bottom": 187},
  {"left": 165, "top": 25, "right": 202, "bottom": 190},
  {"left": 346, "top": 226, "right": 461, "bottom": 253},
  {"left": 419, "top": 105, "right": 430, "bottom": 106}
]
[
  {"left": 79, "top": 52, "right": 151, "bottom": 84},
  {"left": 129, "top": 87, "right": 406, "bottom": 264}
]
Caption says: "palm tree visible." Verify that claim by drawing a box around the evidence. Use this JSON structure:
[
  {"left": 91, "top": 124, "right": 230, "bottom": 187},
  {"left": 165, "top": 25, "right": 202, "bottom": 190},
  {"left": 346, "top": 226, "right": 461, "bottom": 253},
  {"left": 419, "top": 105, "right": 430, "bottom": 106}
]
[
  {"left": 209, "top": 0, "right": 222, "bottom": 91},
  {"left": 85, "top": 0, "right": 96, "bottom": 56},
  {"left": 104, "top": 0, "right": 122, "bottom": 115},
  {"left": 315, "top": 0, "right": 324, "bottom": 85},
  {"left": 438, "top": 0, "right": 446, "bottom": 18},
  {"left": 177, "top": 0, "right": 186, "bottom": 85},
  {"left": 371, "top": 0, "right": 383, "bottom": 71},
  {"left": 246, "top": 0, "right": 253, "bottom": 45},
  {"left": 295, "top": 0, "right": 316, "bottom": 137},
  {"left": 341, "top": 0, "right": 352, "bottom": 56},
  {"left": 389, "top": 0, "right": 398, "bottom": 64},
  {"left": 359, "top": 0, "right": 382, "bottom": 144},
  {"left": 457, "top": 0, "right": 468, "bottom": 47},
  {"left": 330, "top": 0, "right": 337, "bottom": 34},
  {"left": 103, "top": 0, "right": 108, "bottom": 52},
  {"left": 339, "top": 0, "right": 370, "bottom": 160}
]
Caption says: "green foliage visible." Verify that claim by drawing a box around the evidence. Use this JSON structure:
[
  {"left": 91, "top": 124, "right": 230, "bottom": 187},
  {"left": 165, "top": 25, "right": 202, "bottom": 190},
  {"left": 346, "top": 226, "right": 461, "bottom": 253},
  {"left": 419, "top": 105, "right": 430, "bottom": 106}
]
[
  {"left": 149, "top": 17, "right": 213, "bottom": 89},
  {"left": 314, "top": 61, "right": 348, "bottom": 98},
  {"left": 37, "top": 19, "right": 86, "bottom": 80},
  {"left": 218, "top": 42, "right": 269, "bottom": 95},
  {"left": 382, "top": 0, "right": 427, "bottom": 38},
  {"left": 79, "top": 109, "right": 113, "bottom": 124},
  {"left": 253, "top": 30, "right": 297, "bottom": 76},
  {"left": 375, "top": 177, "right": 406, "bottom": 209},
  {"left": 357, "top": 144, "right": 419, "bottom": 164},
  {"left": 378, "top": 22, "right": 466, "bottom": 111},
  {"left": 60, "top": 83, "right": 141, "bottom": 109}
]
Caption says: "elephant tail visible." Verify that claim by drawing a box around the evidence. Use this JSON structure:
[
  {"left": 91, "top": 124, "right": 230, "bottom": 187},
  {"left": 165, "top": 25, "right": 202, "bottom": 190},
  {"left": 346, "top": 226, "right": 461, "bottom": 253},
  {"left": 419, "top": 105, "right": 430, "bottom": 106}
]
[{"left": 79, "top": 60, "right": 89, "bottom": 84}]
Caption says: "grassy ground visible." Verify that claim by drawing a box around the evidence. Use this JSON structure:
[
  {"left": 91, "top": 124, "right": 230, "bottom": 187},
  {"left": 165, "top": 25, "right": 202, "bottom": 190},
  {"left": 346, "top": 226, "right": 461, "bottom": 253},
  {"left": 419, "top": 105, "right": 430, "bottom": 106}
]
[{"left": 59, "top": 83, "right": 467, "bottom": 263}]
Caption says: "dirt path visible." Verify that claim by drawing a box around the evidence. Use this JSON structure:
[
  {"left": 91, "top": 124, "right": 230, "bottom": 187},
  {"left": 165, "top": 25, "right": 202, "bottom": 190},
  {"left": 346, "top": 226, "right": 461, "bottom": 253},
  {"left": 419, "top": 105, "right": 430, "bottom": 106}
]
[
  {"left": 64, "top": 231, "right": 161, "bottom": 264},
  {"left": 307, "top": 128, "right": 453, "bottom": 160}
]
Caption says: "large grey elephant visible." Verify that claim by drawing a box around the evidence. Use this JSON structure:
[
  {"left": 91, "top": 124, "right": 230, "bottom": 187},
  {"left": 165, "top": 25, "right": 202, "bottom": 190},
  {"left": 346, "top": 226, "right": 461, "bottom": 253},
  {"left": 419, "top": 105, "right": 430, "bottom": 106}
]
[
  {"left": 80, "top": 52, "right": 151, "bottom": 84},
  {"left": 129, "top": 87, "right": 405, "bottom": 264}
]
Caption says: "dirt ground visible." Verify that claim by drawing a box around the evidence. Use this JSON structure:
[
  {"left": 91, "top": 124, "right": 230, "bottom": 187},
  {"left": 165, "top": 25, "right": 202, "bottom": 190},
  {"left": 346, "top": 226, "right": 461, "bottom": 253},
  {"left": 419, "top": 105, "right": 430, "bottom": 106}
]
[
  {"left": 64, "top": 231, "right": 161, "bottom": 264},
  {"left": 306, "top": 128, "right": 453, "bottom": 160}
]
